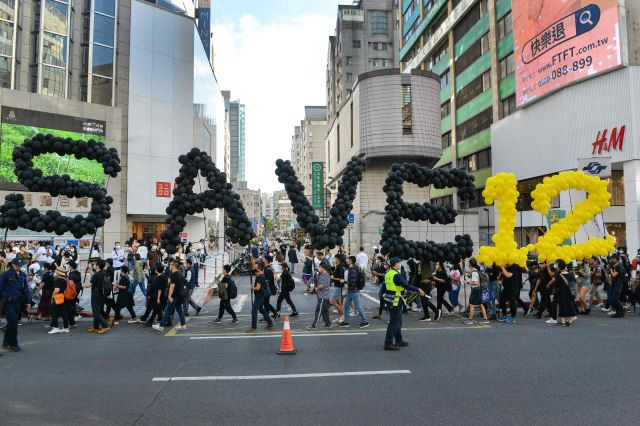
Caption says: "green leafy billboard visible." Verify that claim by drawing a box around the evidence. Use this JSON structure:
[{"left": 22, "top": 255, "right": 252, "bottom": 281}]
[{"left": 0, "top": 123, "right": 106, "bottom": 185}]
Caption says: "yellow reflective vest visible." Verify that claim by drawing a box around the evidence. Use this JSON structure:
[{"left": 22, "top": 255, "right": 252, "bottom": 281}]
[{"left": 384, "top": 269, "right": 402, "bottom": 307}]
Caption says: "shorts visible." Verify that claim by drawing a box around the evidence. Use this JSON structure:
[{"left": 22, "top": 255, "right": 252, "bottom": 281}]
[
  {"left": 469, "top": 288, "right": 482, "bottom": 306},
  {"left": 577, "top": 279, "right": 591, "bottom": 290},
  {"left": 331, "top": 287, "right": 342, "bottom": 300},
  {"left": 301, "top": 273, "right": 312, "bottom": 283}
]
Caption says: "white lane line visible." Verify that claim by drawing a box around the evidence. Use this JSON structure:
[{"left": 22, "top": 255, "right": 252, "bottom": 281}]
[
  {"left": 232, "top": 294, "right": 248, "bottom": 313},
  {"left": 362, "top": 293, "right": 379, "bottom": 304},
  {"left": 189, "top": 332, "right": 368, "bottom": 340},
  {"left": 153, "top": 369, "right": 410, "bottom": 382}
]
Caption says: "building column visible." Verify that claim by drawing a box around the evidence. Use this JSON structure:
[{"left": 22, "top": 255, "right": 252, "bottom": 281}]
[{"left": 623, "top": 160, "right": 640, "bottom": 255}]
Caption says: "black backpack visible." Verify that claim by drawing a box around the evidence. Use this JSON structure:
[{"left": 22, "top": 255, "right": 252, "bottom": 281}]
[
  {"left": 227, "top": 278, "right": 238, "bottom": 300},
  {"left": 356, "top": 266, "right": 366, "bottom": 290}
]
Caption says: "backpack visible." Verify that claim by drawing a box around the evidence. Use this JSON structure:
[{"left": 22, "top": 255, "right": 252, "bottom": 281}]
[
  {"left": 64, "top": 279, "right": 77, "bottom": 301},
  {"left": 478, "top": 271, "right": 489, "bottom": 290},
  {"left": 103, "top": 274, "right": 112, "bottom": 299},
  {"left": 227, "top": 278, "right": 238, "bottom": 300},
  {"left": 356, "top": 266, "right": 366, "bottom": 290},
  {"left": 261, "top": 276, "right": 271, "bottom": 297}
]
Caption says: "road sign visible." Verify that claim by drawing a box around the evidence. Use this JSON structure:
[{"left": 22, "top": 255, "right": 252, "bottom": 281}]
[
  {"left": 348, "top": 213, "right": 355, "bottom": 224},
  {"left": 311, "top": 162, "right": 324, "bottom": 210}
]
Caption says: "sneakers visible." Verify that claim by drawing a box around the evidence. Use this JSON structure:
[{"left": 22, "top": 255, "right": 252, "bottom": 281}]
[
  {"left": 323, "top": 323, "right": 332, "bottom": 329},
  {"left": 305, "top": 325, "right": 317, "bottom": 330},
  {"left": 61, "top": 328, "right": 70, "bottom": 333},
  {"left": 152, "top": 324, "right": 164, "bottom": 332},
  {"left": 523, "top": 307, "right": 531, "bottom": 317},
  {"left": 506, "top": 316, "right": 516, "bottom": 324},
  {"left": 410, "top": 306, "right": 419, "bottom": 312},
  {"left": 545, "top": 318, "right": 557, "bottom": 324},
  {"left": 359, "top": 322, "right": 370, "bottom": 328},
  {"left": 607, "top": 310, "right": 617, "bottom": 316},
  {"left": 213, "top": 318, "right": 222, "bottom": 324},
  {"left": 349, "top": 311, "right": 357, "bottom": 317},
  {"left": 290, "top": 312, "right": 299, "bottom": 317},
  {"left": 463, "top": 319, "right": 473, "bottom": 325},
  {"left": 601, "top": 307, "right": 610, "bottom": 312},
  {"left": 74, "top": 315, "right": 82, "bottom": 321},
  {"left": 478, "top": 319, "right": 490, "bottom": 324},
  {"left": 48, "top": 327, "right": 62, "bottom": 334},
  {"left": 127, "top": 319, "right": 139, "bottom": 324},
  {"left": 384, "top": 344, "right": 399, "bottom": 351},
  {"left": 419, "top": 316, "right": 432, "bottom": 322},
  {"left": 393, "top": 341, "right": 409, "bottom": 347},
  {"left": 497, "top": 316, "right": 507, "bottom": 322},
  {"left": 434, "top": 309, "right": 441, "bottom": 321},
  {"left": 338, "top": 322, "right": 350, "bottom": 327},
  {"left": 195, "top": 307, "right": 202, "bottom": 316},
  {"left": 176, "top": 325, "right": 188, "bottom": 330},
  {"left": 231, "top": 318, "right": 239, "bottom": 324}
]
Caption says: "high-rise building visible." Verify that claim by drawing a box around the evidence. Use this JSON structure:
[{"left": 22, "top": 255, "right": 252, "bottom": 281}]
[
  {"left": 0, "top": 0, "right": 226, "bottom": 251},
  {"left": 225, "top": 97, "right": 246, "bottom": 185},
  {"left": 400, "top": 0, "right": 640, "bottom": 253},
  {"left": 235, "top": 181, "right": 261, "bottom": 234},
  {"left": 326, "top": 0, "right": 400, "bottom": 121},
  {"left": 290, "top": 106, "right": 328, "bottom": 213}
]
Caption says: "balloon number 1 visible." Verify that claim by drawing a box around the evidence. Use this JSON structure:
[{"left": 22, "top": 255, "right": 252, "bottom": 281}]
[
  {"left": 477, "top": 173, "right": 528, "bottom": 267},
  {"left": 531, "top": 171, "right": 615, "bottom": 263},
  {"left": 479, "top": 170, "right": 615, "bottom": 266}
]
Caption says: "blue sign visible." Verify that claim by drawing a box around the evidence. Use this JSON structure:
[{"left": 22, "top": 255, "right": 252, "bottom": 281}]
[
  {"left": 348, "top": 213, "right": 355, "bottom": 224},
  {"left": 582, "top": 161, "right": 607, "bottom": 175},
  {"left": 197, "top": 8, "right": 211, "bottom": 60}
]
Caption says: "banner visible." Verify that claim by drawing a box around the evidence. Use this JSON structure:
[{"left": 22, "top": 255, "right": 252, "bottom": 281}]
[
  {"left": 311, "top": 162, "right": 324, "bottom": 211},
  {"left": 546, "top": 209, "right": 573, "bottom": 245},
  {"left": 196, "top": 2, "right": 211, "bottom": 60},
  {"left": 577, "top": 156, "right": 611, "bottom": 178},
  {"left": 514, "top": 0, "right": 622, "bottom": 107}
]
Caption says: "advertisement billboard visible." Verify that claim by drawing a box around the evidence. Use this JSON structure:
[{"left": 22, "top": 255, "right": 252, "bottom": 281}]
[
  {"left": 311, "top": 162, "right": 324, "bottom": 211},
  {"left": 0, "top": 107, "right": 106, "bottom": 189},
  {"left": 513, "top": 0, "right": 622, "bottom": 107}
]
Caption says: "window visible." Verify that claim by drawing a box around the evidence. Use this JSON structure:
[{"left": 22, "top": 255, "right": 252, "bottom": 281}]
[
  {"left": 428, "top": 43, "right": 448, "bottom": 70},
  {"left": 368, "top": 42, "right": 389, "bottom": 51},
  {"left": 37, "top": 0, "right": 71, "bottom": 97},
  {"left": 352, "top": 39, "right": 361, "bottom": 48},
  {"left": 457, "top": 73, "right": 487, "bottom": 108},
  {"left": 440, "top": 69, "right": 450, "bottom": 88},
  {"left": 499, "top": 53, "right": 515, "bottom": 79},
  {"left": 336, "top": 124, "right": 341, "bottom": 163},
  {"left": 369, "top": 10, "right": 389, "bottom": 36},
  {"left": 423, "top": 0, "right": 436, "bottom": 14},
  {"left": 59, "top": 196, "right": 69, "bottom": 208},
  {"left": 455, "top": 35, "right": 487, "bottom": 76},
  {"left": 607, "top": 170, "right": 625, "bottom": 206},
  {"left": 368, "top": 58, "right": 390, "bottom": 67},
  {"left": 40, "top": 195, "right": 53, "bottom": 207},
  {"left": 459, "top": 188, "right": 486, "bottom": 209},
  {"left": 0, "top": 1, "right": 18, "bottom": 89},
  {"left": 431, "top": 195, "right": 453, "bottom": 207},
  {"left": 442, "top": 132, "right": 451, "bottom": 148},
  {"left": 518, "top": 176, "right": 560, "bottom": 210},
  {"left": 454, "top": 2, "right": 480, "bottom": 43},
  {"left": 345, "top": 56, "right": 352, "bottom": 65},
  {"left": 464, "top": 148, "right": 492, "bottom": 172},
  {"left": 441, "top": 101, "right": 450, "bottom": 119},
  {"left": 350, "top": 103, "right": 354, "bottom": 147},
  {"left": 346, "top": 73, "right": 352, "bottom": 82},
  {"left": 498, "top": 12, "right": 513, "bottom": 39},
  {"left": 403, "top": 0, "right": 415, "bottom": 24},
  {"left": 456, "top": 108, "right": 492, "bottom": 141},
  {"left": 402, "top": 84, "right": 412, "bottom": 135},
  {"left": 82, "top": 0, "right": 117, "bottom": 106},
  {"left": 500, "top": 95, "right": 516, "bottom": 119}
]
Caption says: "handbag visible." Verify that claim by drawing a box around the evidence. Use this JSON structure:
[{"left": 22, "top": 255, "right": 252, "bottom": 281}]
[{"left": 53, "top": 293, "right": 65, "bottom": 305}]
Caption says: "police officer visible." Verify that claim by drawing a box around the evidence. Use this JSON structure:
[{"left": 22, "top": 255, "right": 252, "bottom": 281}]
[
  {"left": 0, "top": 258, "right": 32, "bottom": 351},
  {"left": 383, "top": 257, "right": 425, "bottom": 351}
]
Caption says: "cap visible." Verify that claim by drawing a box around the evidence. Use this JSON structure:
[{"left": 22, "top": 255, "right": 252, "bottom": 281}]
[
  {"left": 55, "top": 265, "right": 67, "bottom": 276},
  {"left": 10, "top": 257, "right": 23, "bottom": 267},
  {"left": 389, "top": 257, "right": 402, "bottom": 265}
]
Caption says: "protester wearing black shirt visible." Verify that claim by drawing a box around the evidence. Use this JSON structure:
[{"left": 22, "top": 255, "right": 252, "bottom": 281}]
[
  {"left": 157, "top": 260, "right": 187, "bottom": 331},
  {"left": 49, "top": 267, "right": 69, "bottom": 333},
  {"left": 499, "top": 264, "right": 520, "bottom": 321},
  {"left": 534, "top": 261, "right": 556, "bottom": 320},
  {"left": 84, "top": 259, "right": 110, "bottom": 333},
  {"left": 67, "top": 262, "right": 81, "bottom": 328},
  {"left": 114, "top": 266, "right": 137, "bottom": 322},
  {"left": 145, "top": 265, "right": 167, "bottom": 329},
  {"left": 214, "top": 265, "right": 238, "bottom": 323},
  {"left": 432, "top": 262, "right": 453, "bottom": 314},
  {"left": 262, "top": 257, "right": 277, "bottom": 316},
  {"left": 248, "top": 262, "right": 273, "bottom": 332},
  {"left": 274, "top": 263, "right": 298, "bottom": 318},
  {"left": 608, "top": 256, "right": 625, "bottom": 317}
]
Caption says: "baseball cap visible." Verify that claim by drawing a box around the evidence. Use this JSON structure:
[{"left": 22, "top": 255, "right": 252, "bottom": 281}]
[
  {"left": 389, "top": 257, "right": 402, "bottom": 265},
  {"left": 10, "top": 257, "right": 23, "bottom": 267}
]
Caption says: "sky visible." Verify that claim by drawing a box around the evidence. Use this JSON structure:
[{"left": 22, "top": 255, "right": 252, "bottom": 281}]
[{"left": 212, "top": 0, "right": 344, "bottom": 193}]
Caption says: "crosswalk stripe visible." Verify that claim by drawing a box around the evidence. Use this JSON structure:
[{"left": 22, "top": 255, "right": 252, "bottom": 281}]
[
  {"left": 153, "top": 370, "right": 411, "bottom": 382},
  {"left": 232, "top": 294, "right": 248, "bottom": 313}
]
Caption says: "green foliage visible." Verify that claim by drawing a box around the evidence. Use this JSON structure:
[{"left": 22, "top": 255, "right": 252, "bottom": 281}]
[{"left": 0, "top": 123, "right": 107, "bottom": 185}]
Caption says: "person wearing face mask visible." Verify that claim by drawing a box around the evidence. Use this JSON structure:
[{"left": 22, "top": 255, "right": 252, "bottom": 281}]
[
  {"left": 146, "top": 244, "right": 161, "bottom": 272},
  {"left": 111, "top": 242, "right": 125, "bottom": 282}
]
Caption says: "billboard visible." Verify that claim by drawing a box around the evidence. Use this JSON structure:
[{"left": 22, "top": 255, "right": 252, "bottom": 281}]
[
  {"left": 0, "top": 107, "right": 106, "bottom": 189},
  {"left": 311, "top": 162, "right": 324, "bottom": 211},
  {"left": 513, "top": 0, "right": 622, "bottom": 107}
]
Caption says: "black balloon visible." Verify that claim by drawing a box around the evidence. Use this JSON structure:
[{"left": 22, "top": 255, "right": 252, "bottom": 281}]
[
  {"left": 379, "top": 163, "right": 476, "bottom": 263},
  {"left": 274, "top": 156, "right": 366, "bottom": 249},
  {"left": 160, "top": 148, "right": 255, "bottom": 254},
  {"left": 0, "top": 134, "right": 120, "bottom": 238}
]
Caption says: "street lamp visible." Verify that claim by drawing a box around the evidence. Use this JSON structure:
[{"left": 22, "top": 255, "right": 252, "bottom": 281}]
[{"left": 482, "top": 207, "right": 490, "bottom": 246}]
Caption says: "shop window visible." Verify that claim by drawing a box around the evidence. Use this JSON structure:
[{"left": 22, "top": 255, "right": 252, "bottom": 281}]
[
  {"left": 517, "top": 176, "right": 560, "bottom": 211},
  {"left": 607, "top": 170, "right": 624, "bottom": 206}
]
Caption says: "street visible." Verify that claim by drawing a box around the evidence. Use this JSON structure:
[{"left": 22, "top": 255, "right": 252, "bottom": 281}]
[{"left": 1, "top": 274, "right": 638, "bottom": 425}]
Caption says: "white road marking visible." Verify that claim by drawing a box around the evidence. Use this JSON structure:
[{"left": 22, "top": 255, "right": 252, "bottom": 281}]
[
  {"left": 189, "top": 332, "right": 368, "bottom": 340},
  {"left": 362, "top": 293, "right": 379, "bottom": 304},
  {"left": 232, "top": 294, "right": 248, "bottom": 313},
  {"left": 153, "top": 370, "right": 411, "bottom": 382}
]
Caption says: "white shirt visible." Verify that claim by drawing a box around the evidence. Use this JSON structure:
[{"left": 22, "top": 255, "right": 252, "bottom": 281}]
[
  {"left": 112, "top": 248, "right": 125, "bottom": 267},
  {"left": 36, "top": 246, "right": 47, "bottom": 262},
  {"left": 356, "top": 251, "right": 369, "bottom": 270},
  {"left": 470, "top": 270, "right": 479, "bottom": 287},
  {"left": 137, "top": 245, "right": 148, "bottom": 259}
]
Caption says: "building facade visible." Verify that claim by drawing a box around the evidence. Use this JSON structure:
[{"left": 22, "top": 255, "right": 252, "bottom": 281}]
[
  {"left": 0, "top": 0, "right": 226, "bottom": 254},
  {"left": 326, "top": 0, "right": 400, "bottom": 122},
  {"left": 324, "top": 68, "right": 478, "bottom": 254},
  {"left": 235, "top": 181, "right": 261, "bottom": 234},
  {"left": 225, "top": 97, "right": 245, "bottom": 185}
]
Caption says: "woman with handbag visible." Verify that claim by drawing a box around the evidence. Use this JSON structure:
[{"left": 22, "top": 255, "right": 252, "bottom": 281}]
[{"left": 48, "top": 266, "right": 70, "bottom": 334}]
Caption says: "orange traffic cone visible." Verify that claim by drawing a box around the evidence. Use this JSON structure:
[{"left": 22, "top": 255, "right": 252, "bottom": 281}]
[{"left": 276, "top": 315, "right": 297, "bottom": 355}]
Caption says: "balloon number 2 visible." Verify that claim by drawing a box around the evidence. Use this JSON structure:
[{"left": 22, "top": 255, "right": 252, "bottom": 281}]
[
  {"left": 479, "top": 170, "right": 615, "bottom": 266},
  {"left": 531, "top": 171, "right": 615, "bottom": 263}
]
